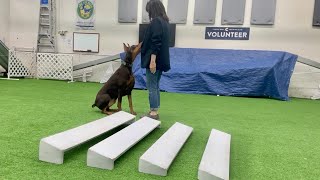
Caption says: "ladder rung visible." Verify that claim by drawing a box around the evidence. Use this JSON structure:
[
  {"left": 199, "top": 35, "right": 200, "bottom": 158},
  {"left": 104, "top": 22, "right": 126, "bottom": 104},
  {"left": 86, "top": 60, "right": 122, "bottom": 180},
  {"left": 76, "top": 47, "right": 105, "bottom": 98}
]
[
  {"left": 39, "top": 33, "right": 49, "bottom": 36},
  {"left": 40, "top": 23, "right": 50, "bottom": 26},
  {"left": 41, "top": 14, "right": 50, "bottom": 16},
  {"left": 39, "top": 37, "right": 50, "bottom": 40},
  {"left": 38, "top": 43, "right": 54, "bottom": 47}
]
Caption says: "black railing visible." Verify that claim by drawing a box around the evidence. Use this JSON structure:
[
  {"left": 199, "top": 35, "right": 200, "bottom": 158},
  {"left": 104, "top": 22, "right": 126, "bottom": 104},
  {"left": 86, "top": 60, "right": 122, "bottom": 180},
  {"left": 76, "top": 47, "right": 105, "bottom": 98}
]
[{"left": 0, "top": 40, "right": 9, "bottom": 72}]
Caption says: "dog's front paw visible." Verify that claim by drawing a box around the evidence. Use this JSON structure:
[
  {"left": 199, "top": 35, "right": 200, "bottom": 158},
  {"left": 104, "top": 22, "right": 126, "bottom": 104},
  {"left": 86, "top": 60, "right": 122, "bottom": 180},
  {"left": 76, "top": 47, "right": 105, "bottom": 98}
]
[
  {"left": 106, "top": 111, "right": 114, "bottom": 115},
  {"left": 102, "top": 110, "right": 113, "bottom": 115}
]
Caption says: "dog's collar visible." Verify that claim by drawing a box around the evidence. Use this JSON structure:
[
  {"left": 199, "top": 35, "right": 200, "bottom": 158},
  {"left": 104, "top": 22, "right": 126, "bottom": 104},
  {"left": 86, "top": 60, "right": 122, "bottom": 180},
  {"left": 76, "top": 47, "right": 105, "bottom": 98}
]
[{"left": 121, "top": 60, "right": 132, "bottom": 67}]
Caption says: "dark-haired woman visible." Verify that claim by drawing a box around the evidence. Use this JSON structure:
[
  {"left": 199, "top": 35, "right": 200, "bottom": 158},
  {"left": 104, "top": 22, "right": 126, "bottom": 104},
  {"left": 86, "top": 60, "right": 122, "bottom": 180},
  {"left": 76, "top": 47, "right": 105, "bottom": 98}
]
[{"left": 141, "top": 0, "right": 170, "bottom": 120}]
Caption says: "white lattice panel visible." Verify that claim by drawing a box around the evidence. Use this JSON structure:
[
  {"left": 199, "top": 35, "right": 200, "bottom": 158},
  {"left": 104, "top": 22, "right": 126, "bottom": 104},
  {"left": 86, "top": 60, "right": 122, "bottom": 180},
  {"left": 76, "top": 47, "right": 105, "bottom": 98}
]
[
  {"left": 8, "top": 50, "right": 36, "bottom": 78},
  {"left": 37, "top": 53, "right": 73, "bottom": 81}
]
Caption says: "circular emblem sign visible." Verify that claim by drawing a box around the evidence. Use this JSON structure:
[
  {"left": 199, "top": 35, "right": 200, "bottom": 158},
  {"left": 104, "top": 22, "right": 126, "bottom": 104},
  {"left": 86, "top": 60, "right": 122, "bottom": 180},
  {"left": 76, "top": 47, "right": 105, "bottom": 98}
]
[{"left": 77, "top": 1, "right": 94, "bottom": 20}]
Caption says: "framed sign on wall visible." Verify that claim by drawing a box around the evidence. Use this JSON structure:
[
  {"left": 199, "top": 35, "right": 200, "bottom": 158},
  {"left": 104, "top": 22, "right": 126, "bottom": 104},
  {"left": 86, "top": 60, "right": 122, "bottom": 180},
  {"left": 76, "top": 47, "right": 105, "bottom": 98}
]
[{"left": 73, "top": 32, "right": 100, "bottom": 53}]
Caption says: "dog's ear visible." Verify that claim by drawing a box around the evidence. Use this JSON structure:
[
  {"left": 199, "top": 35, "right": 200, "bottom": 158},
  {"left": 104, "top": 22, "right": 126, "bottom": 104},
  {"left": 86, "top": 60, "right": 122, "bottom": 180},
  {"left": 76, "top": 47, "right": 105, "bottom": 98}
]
[
  {"left": 131, "top": 42, "right": 143, "bottom": 62},
  {"left": 123, "top": 43, "right": 129, "bottom": 52},
  {"left": 137, "top": 42, "right": 142, "bottom": 49},
  {"left": 133, "top": 42, "right": 142, "bottom": 54}
]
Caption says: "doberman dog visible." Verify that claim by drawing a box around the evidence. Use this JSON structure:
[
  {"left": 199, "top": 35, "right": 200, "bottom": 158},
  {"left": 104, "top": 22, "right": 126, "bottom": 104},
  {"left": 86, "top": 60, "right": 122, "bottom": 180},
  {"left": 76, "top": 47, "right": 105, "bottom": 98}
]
[{"left": 92, "top": 42, "right": 142, "bottom": 115}]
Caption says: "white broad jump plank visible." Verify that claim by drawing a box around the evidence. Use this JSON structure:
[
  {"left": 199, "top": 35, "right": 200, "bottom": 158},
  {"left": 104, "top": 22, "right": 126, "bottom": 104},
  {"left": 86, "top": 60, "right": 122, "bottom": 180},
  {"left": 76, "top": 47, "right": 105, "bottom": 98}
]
[
  {"left": 139, "top": 122, "right": 193, "bottom": 176},
  {"left": 39, "top": 111, "right": 135, "bottom": 164},
  {"left": 198, "top": 129, "right": 231, "bottom": 180},
  {"left": 87, "top": 117, "right": 161, "bottom": 170}
]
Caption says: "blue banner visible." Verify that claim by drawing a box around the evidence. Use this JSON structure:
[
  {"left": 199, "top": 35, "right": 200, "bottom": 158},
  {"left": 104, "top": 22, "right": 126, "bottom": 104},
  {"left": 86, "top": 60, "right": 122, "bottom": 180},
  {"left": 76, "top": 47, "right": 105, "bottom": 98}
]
[
  {"left": 41, "top": 0, "right": 48, "bottom": 5},
  {"left": 205, "top": 27, "right": 250, "bottom": 40}
]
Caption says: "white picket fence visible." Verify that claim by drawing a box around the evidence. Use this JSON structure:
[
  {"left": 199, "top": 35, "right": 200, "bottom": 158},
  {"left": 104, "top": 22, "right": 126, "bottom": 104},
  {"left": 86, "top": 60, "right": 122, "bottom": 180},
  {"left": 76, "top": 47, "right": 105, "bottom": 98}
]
[{"left": 8, "top": 49, "right": 73, "bottom": 81}]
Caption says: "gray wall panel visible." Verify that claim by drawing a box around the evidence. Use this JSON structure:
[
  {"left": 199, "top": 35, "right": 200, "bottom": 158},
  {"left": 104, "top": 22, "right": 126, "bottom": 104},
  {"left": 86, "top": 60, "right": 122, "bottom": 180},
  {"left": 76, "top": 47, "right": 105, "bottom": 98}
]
[
  {"left": 118, "top": 0, "right": 138, "bottom": 23},
  {"left": 251, "top": 0, "right": 277, "bottom": 25},
  {"left": 221, "top": 0, "right": 246, "bottom": 25},
  {"left": 194, "top": 0, "right": 217, "bottom": 24},
  {"left": 313, "top": 0, "right": 320, "bottom": 26},
  {"left": 167, "top": 0, "right": 189, "bottom": 24}
]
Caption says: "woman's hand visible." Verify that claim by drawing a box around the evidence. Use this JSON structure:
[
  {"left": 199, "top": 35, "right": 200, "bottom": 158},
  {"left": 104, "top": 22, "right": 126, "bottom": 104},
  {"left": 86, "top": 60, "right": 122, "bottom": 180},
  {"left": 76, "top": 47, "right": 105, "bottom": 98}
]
[{"left": 150, "top": 54, "right": 157, "bottom": 74}]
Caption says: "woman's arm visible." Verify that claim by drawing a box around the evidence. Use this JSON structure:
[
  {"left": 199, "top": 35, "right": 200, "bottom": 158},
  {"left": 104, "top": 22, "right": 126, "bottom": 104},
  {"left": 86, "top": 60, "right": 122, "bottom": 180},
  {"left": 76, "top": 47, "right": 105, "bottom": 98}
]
[
  {"left": 150, "top": 54, "right": 157, "bottom": 74},
  {"left": 149, "top": 18, "right": 163, "bottom": 73}
]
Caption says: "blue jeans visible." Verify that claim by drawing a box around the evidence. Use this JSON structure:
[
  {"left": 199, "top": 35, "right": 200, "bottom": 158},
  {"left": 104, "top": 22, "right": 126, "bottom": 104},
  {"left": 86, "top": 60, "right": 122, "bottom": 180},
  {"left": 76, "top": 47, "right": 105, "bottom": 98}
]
[{"left": 146, "top": 69, "right": 162, "bottom": 111}]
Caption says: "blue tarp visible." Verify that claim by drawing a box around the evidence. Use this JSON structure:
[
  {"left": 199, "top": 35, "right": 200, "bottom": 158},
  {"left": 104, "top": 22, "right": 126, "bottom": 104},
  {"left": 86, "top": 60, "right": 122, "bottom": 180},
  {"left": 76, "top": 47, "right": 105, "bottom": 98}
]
[{"left": 120, "top": 48, "right": 298, "bottom": 101}]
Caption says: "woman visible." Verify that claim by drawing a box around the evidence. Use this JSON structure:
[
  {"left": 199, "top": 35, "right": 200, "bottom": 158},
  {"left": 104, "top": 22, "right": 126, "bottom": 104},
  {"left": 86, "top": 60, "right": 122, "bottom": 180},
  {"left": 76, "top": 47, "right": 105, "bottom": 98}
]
[{"left": 141, "top": 0, "right": 170, "bottom": 120}]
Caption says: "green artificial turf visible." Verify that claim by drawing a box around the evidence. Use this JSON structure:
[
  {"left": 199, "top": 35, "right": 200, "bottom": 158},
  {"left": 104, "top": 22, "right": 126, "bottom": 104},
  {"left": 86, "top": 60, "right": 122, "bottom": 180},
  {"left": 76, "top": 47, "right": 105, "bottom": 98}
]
[{"left": 0, "top": 79, "right": 319, "bottom": 180}]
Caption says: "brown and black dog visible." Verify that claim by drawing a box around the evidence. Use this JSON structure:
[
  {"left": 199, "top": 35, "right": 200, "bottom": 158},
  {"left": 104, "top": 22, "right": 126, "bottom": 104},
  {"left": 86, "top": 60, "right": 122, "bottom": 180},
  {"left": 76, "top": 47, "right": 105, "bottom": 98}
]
[{"left": 92, "top": 42, "right": 142, "bottom": 115}]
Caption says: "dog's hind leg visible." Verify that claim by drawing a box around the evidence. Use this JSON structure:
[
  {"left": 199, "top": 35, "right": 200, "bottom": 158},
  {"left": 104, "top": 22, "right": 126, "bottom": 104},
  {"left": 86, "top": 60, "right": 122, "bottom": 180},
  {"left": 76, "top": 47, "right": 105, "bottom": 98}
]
[
  {"left": 128, "top": 94, "right": 136, "bottom": 115},
  {"left": 117, "top": 90, "right": 122, "bottom": 111},
  {"left": 108, "top": 98, "right": 116, "bottom": 107},
  {"left": 102, "top": 99, "right": 117, "bottom": 115}
]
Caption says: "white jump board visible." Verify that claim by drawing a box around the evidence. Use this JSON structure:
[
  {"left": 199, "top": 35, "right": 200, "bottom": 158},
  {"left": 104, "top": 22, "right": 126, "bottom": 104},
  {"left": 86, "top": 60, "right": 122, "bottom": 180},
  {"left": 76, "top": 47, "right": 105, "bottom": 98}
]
[
  {"left": 139, "top": 122, "right": 193, "bottom": 176},
  {"left": 39, "top": 111, "right": 135, "bottom": 164},
  {"left": 87, "top": 117, "right": 161, "bottom": 170},
  {"left": 198, "top": 129, "right": 231, "bottom": 180}
]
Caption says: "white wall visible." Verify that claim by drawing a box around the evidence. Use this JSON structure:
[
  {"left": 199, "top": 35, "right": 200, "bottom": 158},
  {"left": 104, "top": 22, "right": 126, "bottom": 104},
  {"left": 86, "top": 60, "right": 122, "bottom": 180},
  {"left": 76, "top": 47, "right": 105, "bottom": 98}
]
[
  {"left": 181, "top": 0, "right": 320, "bottom": 62},
  {"left": 5, "top": 0, "right": 320, "bottom": 98},
  {"left": 7, "top": 0, "right": 320, "bottom": 60},
  {"left": 9, "top": 0, "right": 40, "bottom": 49},
  {"left": 0, "top": 0, "right": 10, "bottom": 45},
  {"left": 56, "top": 0, "right": 139, "bottom": 56},
  {"left": 59, "top": 0, "right": 320, "bottom": 98},
  {"left": 53, "top": 0, "right": 320, "bottom": 61}
]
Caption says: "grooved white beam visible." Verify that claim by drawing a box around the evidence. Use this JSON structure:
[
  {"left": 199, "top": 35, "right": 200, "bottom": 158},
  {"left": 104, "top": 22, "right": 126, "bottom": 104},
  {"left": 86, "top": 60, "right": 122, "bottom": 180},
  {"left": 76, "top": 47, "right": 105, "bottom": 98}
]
[
  {"left": 198, "top": 129, "right": 231, "bottom": 180},
  {"left": 39, "top": 111, "right": 135, "bottom": 164},
  {"left": 139, "top": 122, "right": 193, "bottom": 176},
  {"left": 87, "top": 117, "right": 161, "bottom": 170}
]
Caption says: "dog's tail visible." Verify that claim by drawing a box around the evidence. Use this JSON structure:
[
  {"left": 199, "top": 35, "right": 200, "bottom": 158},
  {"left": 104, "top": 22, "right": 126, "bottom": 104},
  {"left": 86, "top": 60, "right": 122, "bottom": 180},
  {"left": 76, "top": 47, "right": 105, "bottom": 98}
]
[{"left": 92, "top": 104, "right": 96, "bottom": 108}]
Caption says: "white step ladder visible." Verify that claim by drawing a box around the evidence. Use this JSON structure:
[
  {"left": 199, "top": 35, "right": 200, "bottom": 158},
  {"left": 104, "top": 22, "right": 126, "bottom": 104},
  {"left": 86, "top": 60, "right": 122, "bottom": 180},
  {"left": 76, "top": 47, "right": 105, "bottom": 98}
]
[{"left": 37, "top": 0, "right": 56, "bottom": 53}]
